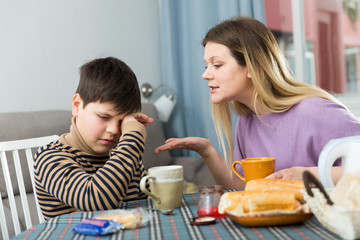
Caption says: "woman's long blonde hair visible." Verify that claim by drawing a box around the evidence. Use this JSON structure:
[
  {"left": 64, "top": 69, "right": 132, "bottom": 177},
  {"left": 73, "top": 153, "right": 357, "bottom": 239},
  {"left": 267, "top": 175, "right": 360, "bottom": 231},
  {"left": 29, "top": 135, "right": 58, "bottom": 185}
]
[{"left": 202, "top": 16, "right": 342, "bottom": 173}]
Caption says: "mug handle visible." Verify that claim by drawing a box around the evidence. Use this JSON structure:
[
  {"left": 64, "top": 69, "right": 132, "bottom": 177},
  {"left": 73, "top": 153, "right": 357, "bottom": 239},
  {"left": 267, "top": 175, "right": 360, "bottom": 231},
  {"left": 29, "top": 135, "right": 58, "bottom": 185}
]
[
  {"left": 232, "top": 161, "right": 246, "bottom": 182},
  {"left": 140, "top": 176, "right": 161, "bottom": 204},
  {"left": 318, "top": 140, "right": 349, "bottom": 188}
]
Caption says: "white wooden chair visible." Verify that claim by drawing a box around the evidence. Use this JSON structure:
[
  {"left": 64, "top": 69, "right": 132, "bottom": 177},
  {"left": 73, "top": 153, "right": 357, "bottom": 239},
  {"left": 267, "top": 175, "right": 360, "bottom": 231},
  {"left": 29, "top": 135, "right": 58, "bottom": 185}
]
[{"left": 0, "top": 135, "right": 59, "bottom": 240}]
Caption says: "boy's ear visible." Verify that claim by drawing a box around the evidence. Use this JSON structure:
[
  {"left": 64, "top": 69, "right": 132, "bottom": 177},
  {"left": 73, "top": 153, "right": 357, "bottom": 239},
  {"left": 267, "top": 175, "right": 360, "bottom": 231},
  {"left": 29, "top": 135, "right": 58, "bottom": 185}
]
[{"left": 72, "top": 94, "right": 82, "bottom": 117}]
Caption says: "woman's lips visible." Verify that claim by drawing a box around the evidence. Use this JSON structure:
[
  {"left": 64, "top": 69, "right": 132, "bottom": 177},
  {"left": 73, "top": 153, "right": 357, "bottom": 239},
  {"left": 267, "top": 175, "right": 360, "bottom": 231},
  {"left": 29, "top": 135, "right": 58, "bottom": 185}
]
[{"left": 209, "top": 86, "right": 218, "bottom": 94}]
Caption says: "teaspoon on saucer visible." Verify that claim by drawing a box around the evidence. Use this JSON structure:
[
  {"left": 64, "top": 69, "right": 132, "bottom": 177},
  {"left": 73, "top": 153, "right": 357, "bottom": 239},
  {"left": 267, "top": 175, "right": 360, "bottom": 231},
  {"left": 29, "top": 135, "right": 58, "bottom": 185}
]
[{"left": 145, "top": 208, "right": 174, "bottom": 215}]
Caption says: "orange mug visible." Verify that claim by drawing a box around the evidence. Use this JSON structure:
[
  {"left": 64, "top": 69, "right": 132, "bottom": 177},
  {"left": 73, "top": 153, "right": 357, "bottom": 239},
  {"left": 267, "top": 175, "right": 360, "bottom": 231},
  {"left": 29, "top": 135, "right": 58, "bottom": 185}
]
[{"left": 232, "top": 157, "right": 275, "bottom": 183}]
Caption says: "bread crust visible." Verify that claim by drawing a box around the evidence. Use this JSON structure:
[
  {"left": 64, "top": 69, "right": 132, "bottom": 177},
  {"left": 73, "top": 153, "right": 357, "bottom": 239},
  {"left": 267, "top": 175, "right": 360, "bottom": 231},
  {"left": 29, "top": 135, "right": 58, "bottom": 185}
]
[
  {"left": 218, "top": 191, "right": 298, "bottom": 214},
  {"left": 96, "top": 212, "right": 142, "bottom": 229},
  {"left": 245, "top": 179, "right": 305, "bottom": 201}
]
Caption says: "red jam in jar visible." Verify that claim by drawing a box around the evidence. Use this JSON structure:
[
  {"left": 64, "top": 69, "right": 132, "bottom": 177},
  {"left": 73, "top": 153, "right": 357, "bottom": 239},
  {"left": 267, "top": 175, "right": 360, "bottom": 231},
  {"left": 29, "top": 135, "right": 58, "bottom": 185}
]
[{"left": 197, "top": 185, "right": 226, "bottom": 218}]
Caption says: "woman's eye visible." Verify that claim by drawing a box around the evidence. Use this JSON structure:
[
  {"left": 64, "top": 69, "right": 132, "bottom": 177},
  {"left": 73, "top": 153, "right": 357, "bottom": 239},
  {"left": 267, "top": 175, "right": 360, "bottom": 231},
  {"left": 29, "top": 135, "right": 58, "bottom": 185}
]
[{"left": 205, "top": 64, "right": 221, "bottom": 69}]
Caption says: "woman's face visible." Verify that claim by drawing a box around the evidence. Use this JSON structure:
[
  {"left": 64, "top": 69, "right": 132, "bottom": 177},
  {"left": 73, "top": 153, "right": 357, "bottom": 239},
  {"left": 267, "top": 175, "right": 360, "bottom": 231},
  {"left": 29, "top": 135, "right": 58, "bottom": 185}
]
[{"left": 202, "top": 42, "right": 254, "bottom": 106}]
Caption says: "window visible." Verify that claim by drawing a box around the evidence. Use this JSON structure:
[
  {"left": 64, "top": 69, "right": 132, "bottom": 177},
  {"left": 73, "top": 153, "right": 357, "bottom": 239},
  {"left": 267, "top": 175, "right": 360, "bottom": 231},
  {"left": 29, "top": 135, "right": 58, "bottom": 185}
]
[
  {"left": 264, "top": 0, "right": 360, "bottom": 115},
  {"left": 346, "top": 47, "right": 360, "bottom": 93}
]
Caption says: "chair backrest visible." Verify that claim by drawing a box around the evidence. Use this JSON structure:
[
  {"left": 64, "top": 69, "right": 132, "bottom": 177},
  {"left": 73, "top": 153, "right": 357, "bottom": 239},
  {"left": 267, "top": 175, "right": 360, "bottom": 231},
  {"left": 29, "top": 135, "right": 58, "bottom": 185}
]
[
  {"left": 141, "top": 103, "right": 173, "bottom": 169},
  {"left": 0, "top": 135, "right": 59, "bottom": 240}
]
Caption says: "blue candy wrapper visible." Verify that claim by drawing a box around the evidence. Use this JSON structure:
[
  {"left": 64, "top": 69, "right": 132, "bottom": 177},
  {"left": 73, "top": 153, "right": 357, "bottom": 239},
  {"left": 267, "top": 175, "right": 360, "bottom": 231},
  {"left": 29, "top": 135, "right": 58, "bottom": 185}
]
[{"left": 73, "top": 219, "right": 124, "bottom": 235}]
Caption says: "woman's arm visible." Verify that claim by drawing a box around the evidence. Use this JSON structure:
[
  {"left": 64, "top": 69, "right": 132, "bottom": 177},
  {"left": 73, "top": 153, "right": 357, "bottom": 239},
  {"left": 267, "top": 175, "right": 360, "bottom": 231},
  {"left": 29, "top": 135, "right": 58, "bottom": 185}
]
[{"left": 155, "top": 137, "right": 245, "bottom": 189}]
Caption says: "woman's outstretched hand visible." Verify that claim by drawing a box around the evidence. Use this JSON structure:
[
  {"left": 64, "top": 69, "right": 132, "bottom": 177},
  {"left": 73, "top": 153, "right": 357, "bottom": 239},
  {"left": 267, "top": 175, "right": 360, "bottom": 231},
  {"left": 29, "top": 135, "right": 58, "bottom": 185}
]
[{"left": 154, "top": 137, "right": 212, "bottom": 156}]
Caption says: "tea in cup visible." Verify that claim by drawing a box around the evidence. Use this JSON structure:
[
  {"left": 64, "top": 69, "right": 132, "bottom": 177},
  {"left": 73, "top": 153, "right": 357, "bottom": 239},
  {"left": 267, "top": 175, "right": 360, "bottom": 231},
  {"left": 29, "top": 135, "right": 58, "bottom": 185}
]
[
  {"left": 232, "top": 157, "right": 275, "bottom": 183},
  {"left": 140, "top": 165, "right": 183, "bottom": 213}
]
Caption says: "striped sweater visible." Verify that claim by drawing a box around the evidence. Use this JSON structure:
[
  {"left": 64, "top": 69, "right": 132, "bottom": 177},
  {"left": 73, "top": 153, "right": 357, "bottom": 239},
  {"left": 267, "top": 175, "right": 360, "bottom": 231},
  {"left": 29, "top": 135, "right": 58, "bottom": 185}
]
[{"left": 34, "top": 119, "right": 148, "bottom": 220}]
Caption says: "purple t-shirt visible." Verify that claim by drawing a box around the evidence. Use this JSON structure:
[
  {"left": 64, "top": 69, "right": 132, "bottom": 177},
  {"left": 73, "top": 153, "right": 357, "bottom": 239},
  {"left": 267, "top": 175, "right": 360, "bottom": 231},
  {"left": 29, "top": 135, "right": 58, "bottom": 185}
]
[{"left": 233, "top": 97, "right": 360, "bottom": 173}]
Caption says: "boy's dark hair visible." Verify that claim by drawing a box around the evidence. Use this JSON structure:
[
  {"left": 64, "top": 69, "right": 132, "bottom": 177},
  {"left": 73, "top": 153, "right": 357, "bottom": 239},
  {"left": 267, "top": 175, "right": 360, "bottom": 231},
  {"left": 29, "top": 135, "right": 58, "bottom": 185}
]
[{"left": 76, "top": 57, "right": 141, "bottom": 113}]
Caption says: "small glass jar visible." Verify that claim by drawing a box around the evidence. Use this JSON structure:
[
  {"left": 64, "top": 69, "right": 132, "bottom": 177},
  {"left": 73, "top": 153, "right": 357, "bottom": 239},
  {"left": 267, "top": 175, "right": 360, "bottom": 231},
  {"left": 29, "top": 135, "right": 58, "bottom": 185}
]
[{"left": 197, "top": 185, "right": 226, "bottom": 218}]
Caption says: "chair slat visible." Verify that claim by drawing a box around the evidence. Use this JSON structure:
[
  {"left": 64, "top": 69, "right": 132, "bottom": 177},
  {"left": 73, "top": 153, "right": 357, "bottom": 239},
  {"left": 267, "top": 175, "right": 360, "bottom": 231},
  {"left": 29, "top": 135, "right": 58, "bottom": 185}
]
[
  {"left": 25, "top": 148, "right": 44, "bottom": 223},
  {"left": 13, "top": 149, "right": 32, "bottom": 229},
  {"left": 0, "top": 189, "right": 9, "bottom": 240},
  {"left": 0, "top": 151, "right": 21, "bottom": 234}
]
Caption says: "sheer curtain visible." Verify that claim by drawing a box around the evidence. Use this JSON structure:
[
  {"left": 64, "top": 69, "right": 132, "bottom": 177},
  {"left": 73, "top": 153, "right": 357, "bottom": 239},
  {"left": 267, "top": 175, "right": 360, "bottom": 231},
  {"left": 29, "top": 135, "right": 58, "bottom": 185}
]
[{"left": 159, "top": 0, "right": 266, "bottom": 156}]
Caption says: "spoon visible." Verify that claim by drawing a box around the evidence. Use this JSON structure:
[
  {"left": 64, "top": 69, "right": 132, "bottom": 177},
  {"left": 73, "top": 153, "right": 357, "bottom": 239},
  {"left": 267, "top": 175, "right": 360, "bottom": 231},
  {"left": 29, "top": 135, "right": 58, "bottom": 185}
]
[{"left": 145, "top": 208, "right": 174, "bottom": 215}]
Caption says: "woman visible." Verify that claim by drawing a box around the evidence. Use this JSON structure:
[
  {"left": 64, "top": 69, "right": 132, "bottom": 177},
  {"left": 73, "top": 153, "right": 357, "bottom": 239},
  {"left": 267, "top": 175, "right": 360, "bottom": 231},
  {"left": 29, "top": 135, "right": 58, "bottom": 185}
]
[{"left": 155, "top": 16, "right": 360, "bottom": 189}]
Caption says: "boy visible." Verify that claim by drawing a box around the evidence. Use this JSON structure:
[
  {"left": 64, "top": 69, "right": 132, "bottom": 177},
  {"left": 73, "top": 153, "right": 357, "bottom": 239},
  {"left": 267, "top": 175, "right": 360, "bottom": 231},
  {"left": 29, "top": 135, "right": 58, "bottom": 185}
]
[{"left": 34, "top": 57, "right": 153, "bottom": 220}]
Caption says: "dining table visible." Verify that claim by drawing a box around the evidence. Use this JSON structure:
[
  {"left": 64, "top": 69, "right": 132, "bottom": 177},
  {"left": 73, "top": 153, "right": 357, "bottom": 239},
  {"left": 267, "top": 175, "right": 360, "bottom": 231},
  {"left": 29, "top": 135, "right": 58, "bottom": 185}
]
[{"left": 12, "top": 192, "right": 340, "bottom": 240}]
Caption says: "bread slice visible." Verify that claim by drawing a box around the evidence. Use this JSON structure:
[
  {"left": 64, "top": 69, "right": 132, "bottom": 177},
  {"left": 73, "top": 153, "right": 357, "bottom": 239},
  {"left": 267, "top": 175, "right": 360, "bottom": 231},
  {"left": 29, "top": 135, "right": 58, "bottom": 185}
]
[
  {"left": 218, "top": 191, "right": 249, "bottom": 214},
  {"left": 245, "top": 191, "right": 296, "bottom": 213},
  {"left": 245, "top": 179, "right": 305, "bottom": 201},
  {"left": 218, "top": 190, "right": 298, "bottom": 214}
]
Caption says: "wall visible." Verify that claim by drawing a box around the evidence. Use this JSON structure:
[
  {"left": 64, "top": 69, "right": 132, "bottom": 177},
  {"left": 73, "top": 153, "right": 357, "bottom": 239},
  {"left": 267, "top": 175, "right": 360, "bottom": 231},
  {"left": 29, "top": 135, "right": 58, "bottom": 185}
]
[{"left": 0, "top": 0, "right": 162, "bottom": 113}]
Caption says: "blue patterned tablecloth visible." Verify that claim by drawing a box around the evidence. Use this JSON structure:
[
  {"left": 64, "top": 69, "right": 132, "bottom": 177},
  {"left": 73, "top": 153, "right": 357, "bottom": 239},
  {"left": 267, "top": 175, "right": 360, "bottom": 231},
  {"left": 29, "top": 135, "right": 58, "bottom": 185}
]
[{"left": 12, "top": 193, "right": 340, "bottom": 240}]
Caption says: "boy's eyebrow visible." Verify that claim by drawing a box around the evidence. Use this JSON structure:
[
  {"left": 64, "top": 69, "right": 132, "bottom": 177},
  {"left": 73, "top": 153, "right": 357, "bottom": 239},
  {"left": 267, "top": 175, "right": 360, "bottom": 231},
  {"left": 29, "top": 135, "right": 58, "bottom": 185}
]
[
  {"left": 96, "top": 111, "right": 114, "bottom": 117},
  {"left": 97, "top": 110, "right": 124, "bottom": 117}
]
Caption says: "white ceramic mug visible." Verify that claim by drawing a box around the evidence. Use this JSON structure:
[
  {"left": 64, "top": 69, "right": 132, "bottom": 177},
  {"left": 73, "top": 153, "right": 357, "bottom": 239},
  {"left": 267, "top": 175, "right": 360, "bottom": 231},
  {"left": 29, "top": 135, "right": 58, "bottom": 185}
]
[
  {"left": 318, "top": 135, "right": 360, "bottom": 188},
  {"left": 140, "top": 165, "right": 183, "bottom": 212}
]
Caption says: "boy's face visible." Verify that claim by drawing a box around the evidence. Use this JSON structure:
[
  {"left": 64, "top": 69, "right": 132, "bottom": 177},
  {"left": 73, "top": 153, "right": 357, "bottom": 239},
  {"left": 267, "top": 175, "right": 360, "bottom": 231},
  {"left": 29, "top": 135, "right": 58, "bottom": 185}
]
[{"left": 72, "top": 94, "right": 126, "bottom": 155}]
